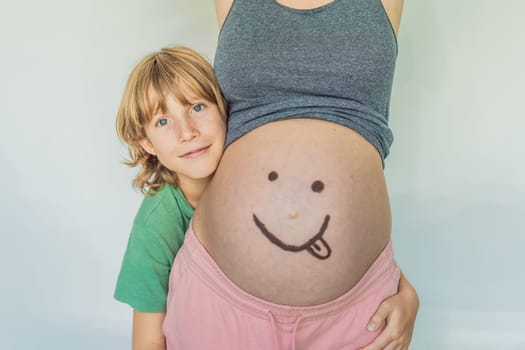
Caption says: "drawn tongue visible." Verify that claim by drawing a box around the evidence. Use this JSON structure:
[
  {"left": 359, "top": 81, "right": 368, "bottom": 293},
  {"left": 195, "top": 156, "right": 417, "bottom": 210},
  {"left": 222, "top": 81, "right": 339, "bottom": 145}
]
[{"left": 306, "top": 237, "right": 332, "bottom": 260}]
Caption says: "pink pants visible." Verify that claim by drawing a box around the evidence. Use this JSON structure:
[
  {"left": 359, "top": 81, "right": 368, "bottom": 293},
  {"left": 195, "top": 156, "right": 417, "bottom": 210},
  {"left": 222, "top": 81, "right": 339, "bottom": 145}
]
[{"left": 163, "top": 225, "right": 400, "bottom": 350}]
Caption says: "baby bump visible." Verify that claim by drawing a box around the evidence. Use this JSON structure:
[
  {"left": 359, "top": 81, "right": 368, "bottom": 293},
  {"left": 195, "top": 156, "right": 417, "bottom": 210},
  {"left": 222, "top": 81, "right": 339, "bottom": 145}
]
[{"left": 193, "top": 118, "right": 392, "bottom": 306}]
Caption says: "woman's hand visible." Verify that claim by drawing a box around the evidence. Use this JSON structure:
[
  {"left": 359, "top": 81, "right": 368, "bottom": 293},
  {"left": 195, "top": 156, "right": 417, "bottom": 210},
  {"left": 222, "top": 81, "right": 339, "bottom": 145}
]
[{"left": 360, "top": 272, "right": 419, "bottom": 350}]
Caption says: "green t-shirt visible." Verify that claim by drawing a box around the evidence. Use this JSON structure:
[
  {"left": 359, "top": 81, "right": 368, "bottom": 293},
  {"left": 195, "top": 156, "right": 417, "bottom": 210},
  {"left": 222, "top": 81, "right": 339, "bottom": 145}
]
[{"left": 114, "top": 184, "right": 194, "bottom": 312}]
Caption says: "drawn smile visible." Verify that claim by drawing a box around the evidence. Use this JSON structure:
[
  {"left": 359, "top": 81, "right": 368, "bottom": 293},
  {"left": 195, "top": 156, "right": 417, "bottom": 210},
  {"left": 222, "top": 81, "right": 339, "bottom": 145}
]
[{"left": 252, "top": 214, "right": 332, "bottom": 260}]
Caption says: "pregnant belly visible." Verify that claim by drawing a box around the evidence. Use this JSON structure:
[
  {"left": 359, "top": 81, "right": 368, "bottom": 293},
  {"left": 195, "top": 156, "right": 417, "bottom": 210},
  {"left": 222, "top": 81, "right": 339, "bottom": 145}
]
[{"left": 193, "top": 118, "right": 392, "bottom": 306}]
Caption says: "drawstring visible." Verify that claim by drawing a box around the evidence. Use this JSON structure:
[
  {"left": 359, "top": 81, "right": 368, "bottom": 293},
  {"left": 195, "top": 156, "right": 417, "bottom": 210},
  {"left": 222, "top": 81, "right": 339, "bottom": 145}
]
[
  {"left": 267, "top": 311, "right": 280, "bottom": 350},
  {"left": 291, "top": 314, "right": 304, "bottom": 350},
  {"left": 268, "top": 311, "right": 305, "bottom": 350}
]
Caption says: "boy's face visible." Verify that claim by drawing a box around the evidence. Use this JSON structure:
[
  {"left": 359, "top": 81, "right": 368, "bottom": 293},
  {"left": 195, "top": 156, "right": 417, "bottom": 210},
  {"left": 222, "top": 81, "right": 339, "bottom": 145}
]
[{"left": 140, "top": 92, "right": 226, "bottom": 189}]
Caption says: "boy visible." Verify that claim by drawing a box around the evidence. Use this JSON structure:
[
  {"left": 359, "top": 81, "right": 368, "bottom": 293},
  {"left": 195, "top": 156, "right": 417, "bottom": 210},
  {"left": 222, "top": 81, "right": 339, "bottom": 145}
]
[{"left": 114, "top": 46, "right": 227, "bottom": 349}]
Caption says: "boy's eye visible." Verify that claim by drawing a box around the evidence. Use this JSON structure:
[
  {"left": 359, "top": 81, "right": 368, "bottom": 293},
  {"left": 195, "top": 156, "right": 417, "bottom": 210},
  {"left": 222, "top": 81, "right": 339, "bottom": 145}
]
[
  {"left": 156, "top": 118, "right": 168, "bottom": 127},
  {"left": 192, "top": 104, "right": 205, "bottom": 113}
]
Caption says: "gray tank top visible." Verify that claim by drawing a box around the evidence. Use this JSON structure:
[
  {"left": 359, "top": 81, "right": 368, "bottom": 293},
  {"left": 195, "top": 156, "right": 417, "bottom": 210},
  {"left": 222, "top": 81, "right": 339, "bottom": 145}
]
[{"left": 214, "top": 0, "right": 397, "bottom": 161}]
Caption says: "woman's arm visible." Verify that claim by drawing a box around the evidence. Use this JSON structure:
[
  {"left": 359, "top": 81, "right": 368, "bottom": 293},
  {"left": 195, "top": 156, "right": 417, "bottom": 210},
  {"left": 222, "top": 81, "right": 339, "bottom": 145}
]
[
  {"left": 132, "top": 311, "right": 166, "bottom": 350},
  {"left": 360, "top": 271, "right": 419, "bottom": 350},
  {"left": 214, "top": 0, "right": 234, "bottom": 28},
  {"left": 380, "top": 0, "right": 404, "bottom": 36}
]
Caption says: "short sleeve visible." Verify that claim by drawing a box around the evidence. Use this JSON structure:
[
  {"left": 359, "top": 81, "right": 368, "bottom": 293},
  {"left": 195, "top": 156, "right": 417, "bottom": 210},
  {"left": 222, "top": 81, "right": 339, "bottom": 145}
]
[{"left": 114, "top": 222, "right": 184, "bottom": 312}]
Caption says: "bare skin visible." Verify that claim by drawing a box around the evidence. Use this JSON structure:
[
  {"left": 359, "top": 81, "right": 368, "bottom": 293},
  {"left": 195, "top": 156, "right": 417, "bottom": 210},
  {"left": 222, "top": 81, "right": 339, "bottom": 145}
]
[
  {"left": 132, "top": 311, "right": 165, "bottom": 350},
  {"left": 196, "top": 119, "right": 392, "bottom": 304}
]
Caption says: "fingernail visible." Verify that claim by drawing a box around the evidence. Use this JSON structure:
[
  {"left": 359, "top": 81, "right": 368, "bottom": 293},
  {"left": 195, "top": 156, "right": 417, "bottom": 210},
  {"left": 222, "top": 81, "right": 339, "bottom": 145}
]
[{"left": 367, "top": 323, "right": 377, "bottom": 331}]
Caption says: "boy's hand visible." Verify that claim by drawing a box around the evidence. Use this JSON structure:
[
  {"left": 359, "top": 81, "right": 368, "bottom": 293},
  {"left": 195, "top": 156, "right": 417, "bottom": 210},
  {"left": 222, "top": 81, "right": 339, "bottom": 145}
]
[{"left": 360, "top": 272, "right": 419, "bottom": 350}]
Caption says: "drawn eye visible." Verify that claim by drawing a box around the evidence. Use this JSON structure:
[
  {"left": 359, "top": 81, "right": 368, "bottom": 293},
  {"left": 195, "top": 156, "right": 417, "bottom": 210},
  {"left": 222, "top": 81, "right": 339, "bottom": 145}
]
[
  {"left": 311, "top": 180, "right": 324, "bottom": 193},
  {"left": 268, "top": 171, "right": 278, "bottom": 181}
]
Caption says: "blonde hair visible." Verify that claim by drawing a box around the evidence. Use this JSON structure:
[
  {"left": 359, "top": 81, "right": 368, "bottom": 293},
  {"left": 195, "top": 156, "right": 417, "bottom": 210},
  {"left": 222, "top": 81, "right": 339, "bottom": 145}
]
[{"left": 116, "top": 46, "right": 228, "bottom": 195}]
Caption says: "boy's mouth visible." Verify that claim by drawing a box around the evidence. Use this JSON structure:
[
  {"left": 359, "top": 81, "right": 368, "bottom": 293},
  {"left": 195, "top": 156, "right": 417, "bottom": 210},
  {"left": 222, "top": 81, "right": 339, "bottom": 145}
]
[{"left": 180, "top": 145, "right": 211, "bottom": 158}]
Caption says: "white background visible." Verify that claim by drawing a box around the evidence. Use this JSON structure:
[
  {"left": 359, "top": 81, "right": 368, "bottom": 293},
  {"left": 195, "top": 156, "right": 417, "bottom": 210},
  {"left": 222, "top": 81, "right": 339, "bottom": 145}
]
[{"left": 1, "top": 1, "right": 524, "bottom": 349}]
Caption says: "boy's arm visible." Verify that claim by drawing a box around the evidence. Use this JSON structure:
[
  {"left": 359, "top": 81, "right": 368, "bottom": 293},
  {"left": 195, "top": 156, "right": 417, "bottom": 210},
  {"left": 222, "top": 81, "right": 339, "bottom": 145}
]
[
  {"left": 132, "top": 311, "right": 166, "bottom": 350},
  {"left": 360, "top": 271, "right": 419, "bottom": 350}
]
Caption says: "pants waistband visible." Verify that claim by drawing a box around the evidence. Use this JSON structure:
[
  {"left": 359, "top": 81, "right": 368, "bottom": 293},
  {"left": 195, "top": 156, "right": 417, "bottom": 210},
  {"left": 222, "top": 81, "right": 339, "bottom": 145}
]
[{"left": 182, "top": 221, "right": 398, "bottom": 324}]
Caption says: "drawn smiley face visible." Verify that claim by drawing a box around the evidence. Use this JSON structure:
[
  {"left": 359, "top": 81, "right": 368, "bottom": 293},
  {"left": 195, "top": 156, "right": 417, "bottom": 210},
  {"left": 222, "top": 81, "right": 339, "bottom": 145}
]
[{"left": 252, "top": 171, "right": 332, "bottom": 260}]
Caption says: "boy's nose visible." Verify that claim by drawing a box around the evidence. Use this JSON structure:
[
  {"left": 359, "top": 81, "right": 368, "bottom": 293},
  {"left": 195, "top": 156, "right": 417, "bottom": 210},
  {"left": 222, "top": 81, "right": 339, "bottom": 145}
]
[{"left": 178, "top": 119, "right": 198, "bottom": 142}]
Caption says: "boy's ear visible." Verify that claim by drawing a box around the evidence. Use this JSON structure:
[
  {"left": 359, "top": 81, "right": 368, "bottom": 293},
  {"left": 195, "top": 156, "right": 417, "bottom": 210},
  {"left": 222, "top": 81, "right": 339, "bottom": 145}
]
[{"left": 139, "top": 138, "right": 157, "bottom": 156}]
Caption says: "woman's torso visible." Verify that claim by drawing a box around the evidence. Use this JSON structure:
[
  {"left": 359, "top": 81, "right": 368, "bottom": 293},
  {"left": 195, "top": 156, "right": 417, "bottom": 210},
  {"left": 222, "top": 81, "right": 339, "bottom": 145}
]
[{"left": 193, "top": 0, "right": 398, "bottom": 306}]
